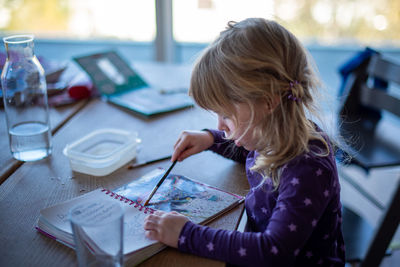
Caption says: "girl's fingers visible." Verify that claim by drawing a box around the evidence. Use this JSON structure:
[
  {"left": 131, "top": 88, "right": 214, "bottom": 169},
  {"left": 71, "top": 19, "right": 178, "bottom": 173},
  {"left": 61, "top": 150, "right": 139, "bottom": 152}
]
[
  {"left": 174, "top": 131, "right": 189, "bottom": 149},
  {"left": 145, "top": 214, "right": 159, "bottom": 221},
  {"left": 143, "top": 220, "right": 158, "bottom": 230},
  {"left": 154, "top": 210, "right": 165, "bottom": 216},
  {"left": 145, "top": 230, "right": 158, "bottom": 240},
  {"left": 171, "top": 149, "right": 180, "bottom": 162},
  {"left": 172, "top": 140, "right": 183, "bottom": 161},
  {"left": 177, "top": 147, "right": 197, "bottom": 161},
  {"left": 172, "top": 138, "right": 191, "bottom": 162},
  {"left": 173, "top": 136, "right": 182, "bottom": 149}
]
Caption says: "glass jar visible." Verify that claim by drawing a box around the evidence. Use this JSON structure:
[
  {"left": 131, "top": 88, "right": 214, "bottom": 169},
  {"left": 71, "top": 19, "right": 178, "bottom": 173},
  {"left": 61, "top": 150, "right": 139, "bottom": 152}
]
[{"left": 1, "top": 35, "right": 52, "bottom": 161}]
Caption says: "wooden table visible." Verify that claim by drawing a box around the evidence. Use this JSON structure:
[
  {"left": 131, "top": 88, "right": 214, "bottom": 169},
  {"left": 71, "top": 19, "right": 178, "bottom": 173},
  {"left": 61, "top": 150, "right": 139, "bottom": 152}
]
[
  {"left": 0, "top": 101, "right": 88, "bottom": 184},
  {"left": 0, "top": 63, "right": 250, "bottom": 267}
]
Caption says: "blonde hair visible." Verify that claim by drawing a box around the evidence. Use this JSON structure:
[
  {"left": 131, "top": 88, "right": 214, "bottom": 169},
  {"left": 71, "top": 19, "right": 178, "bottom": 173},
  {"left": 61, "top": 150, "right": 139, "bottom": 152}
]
[{"left": 190, "top": 18, "right": 329, "bottom": 188}]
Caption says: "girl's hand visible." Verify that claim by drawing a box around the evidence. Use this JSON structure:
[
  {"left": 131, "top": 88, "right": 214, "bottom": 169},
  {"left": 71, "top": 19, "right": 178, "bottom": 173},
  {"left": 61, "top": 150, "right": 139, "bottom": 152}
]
[
  {"left": 144, "top": 211, "right": 189, "bottom": 248},
  {"left": 171, "top": 130, "right": 214, "bottom": 162}
]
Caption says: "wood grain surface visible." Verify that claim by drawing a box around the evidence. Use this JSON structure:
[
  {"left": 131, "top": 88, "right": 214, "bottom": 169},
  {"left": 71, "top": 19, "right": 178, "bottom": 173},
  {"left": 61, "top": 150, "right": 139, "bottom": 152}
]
[{"left": 0, "top": 98, "right": 249, "bottom": 267}]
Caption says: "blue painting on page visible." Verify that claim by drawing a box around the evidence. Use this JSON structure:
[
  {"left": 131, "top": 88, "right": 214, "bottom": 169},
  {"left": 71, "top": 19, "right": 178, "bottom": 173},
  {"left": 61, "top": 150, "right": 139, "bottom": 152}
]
[{"left": 113, "top": 168, "right": 243, "bottom": 224}]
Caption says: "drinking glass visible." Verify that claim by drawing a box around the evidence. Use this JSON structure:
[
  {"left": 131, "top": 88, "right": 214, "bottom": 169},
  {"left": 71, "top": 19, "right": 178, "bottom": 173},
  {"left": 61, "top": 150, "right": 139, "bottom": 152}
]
[{"left": 69, "top": 200, "right": 124, "bottom": 267}]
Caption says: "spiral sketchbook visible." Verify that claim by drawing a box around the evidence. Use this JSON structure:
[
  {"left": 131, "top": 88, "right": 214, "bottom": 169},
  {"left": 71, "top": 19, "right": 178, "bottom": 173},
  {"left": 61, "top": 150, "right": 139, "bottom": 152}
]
[
  {"left": 36, "top": 169, "right": 244, "bottom": 265},
  {"left": 37, "top": 188, "right": 164, "bottom": 266}
]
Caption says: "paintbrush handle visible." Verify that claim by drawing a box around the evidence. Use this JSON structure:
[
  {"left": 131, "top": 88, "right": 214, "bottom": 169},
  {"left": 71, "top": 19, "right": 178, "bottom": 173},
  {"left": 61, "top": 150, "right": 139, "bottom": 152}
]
[{"left": 143, "top": 160, "right": 177, "bottom": 206}]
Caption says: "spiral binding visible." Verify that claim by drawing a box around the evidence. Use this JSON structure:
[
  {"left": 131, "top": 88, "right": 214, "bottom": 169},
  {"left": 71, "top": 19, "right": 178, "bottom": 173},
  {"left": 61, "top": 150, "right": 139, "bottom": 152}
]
[{"left": 101, "top": 189, "right": 155, "bottom": 214}]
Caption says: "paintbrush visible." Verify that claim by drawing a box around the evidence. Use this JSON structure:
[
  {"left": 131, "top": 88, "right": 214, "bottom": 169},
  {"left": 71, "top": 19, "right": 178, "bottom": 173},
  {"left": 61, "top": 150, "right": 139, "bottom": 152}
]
[{"left": 143, "top": 160, "right": 177, "bottom": 206}]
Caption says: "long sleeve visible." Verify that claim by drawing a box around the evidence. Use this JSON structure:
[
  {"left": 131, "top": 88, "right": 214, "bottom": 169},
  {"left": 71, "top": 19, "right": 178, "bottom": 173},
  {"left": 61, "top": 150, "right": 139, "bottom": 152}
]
[
  {"left": 178, "top": 145, "right": 345, "bottom": 266},
  {"left": 205, "top": 129, "right": 249, "bottom": 163}
]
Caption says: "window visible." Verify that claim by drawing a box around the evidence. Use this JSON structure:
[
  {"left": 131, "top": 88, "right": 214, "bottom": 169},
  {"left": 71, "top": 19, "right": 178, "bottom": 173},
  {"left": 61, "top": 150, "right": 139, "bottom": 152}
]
[
  {"left": 275, "top": 0, "right": 400, "bottom": 46},
  {"left": 173, "top": 0, "right": 400, "bottom": 46},
  {"left": 0, "top": 0, "right": 156, "bottom": 42},
  {"left": 173, "top": 0, "right": 273, "bottom": 43},
  {"left": 2, "top": 0, "right": 399, "bottom": 45}
]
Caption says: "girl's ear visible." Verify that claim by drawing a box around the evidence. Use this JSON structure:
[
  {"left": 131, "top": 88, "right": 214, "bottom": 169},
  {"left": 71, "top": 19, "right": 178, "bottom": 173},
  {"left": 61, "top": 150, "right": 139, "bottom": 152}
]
[
  {"left": 260, "top": 96, "right": 280, "bottom": 114},
  {"left": 270, "top": 95, "right": 281, "bottom": 111}
]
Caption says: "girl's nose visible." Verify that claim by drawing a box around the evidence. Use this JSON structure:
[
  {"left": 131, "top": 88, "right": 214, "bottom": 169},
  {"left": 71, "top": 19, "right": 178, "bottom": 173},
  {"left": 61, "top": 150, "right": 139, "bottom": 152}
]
[{"left": 217, "top": 115, "right": 227, "bottom": 132}]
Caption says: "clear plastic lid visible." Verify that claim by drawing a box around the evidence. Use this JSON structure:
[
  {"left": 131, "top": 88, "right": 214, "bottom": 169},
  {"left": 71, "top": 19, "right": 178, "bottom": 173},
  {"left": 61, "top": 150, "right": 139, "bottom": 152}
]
[{"left": 63, "top": 128, "right": 139, "bottom": 176}]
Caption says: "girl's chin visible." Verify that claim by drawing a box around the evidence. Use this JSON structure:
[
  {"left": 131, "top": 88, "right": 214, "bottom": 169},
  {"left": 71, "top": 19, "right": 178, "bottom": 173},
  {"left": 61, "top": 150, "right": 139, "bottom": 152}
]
[
  {"left": 234, "top": 138, "right": 255, "bottom": 150},
  {"left": 234, "top": 139, "right": 242, "bottom": 147}
]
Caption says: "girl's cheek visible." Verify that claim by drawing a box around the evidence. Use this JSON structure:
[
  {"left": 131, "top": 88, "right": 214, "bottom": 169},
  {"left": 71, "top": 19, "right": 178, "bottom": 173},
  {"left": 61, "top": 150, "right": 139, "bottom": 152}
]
[{"left": 226, "top": 120, "right": 237, "bottom": 132}]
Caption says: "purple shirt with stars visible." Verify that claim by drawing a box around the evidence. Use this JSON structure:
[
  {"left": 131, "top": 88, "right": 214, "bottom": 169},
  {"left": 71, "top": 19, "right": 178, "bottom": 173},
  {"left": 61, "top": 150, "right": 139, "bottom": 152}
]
[{"left": 178, "top": 129, "right": 345, "bottom": 266}]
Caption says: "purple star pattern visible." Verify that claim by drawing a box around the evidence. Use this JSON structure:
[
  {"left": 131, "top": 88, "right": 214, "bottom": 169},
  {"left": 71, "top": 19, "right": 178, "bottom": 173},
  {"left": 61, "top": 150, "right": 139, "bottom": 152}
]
[
  {"left": 304, "top": 198, "right": 312, "bottom": 206},
  {"left": 179, "top": 236, "right": 186, "bottom": 245},
  {"left": 238, "top": 247, "right": 247, "bottom": 257},
  {"left": 288, "top": 223, "right": 297, "bottom": 232},
  {"left": 177, "top": 129, "right": 345, "bottom": 265},
  {"left": 290, "top": 177, "right": 299, "bottom": 186},
  {"left": 311, "top": 219, "right": 317, "bottom": 227},
  {"left": 261, "top": 207, "right": 268, "bottom": 214}
]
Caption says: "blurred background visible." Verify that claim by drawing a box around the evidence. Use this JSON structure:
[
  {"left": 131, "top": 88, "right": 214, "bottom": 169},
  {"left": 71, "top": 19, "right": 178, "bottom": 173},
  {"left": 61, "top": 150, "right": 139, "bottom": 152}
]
[
  {"left": 0, "top": 0, "right": 400, "bottom": 100},
  {"left": 1, "top": 0, "right": 399, "bottom": 45},
  {"left": 1, "top": 0, "right": 400, "bottom": 118}
]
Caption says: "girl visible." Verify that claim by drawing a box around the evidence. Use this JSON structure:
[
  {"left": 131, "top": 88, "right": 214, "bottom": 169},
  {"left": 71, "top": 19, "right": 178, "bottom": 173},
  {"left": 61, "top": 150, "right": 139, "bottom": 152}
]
[{"left": 144, "top": 18, "right": 345, "bottom": 266}]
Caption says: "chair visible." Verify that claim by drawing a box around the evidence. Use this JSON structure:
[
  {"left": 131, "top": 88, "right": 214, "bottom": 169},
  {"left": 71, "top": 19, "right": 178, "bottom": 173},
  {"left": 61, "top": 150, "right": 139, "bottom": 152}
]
[
  {"left": 340, "top": 170, "right": 400, "bottom": 267},
  {"left": 338, "top": 52, "right": 400, "bottom": 170},
  {"left": 337, "top": 52, "right": 400, "bottom": 266}
]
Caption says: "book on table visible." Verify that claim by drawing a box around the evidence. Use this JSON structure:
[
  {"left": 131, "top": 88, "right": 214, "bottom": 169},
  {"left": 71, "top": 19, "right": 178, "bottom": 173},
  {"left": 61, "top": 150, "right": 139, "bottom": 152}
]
[
  {"left": 37, "top": 168, "right": 244, "bottom": 266},
  {"left": 73, "top": 51, "right": 194, "bottom": 117}
]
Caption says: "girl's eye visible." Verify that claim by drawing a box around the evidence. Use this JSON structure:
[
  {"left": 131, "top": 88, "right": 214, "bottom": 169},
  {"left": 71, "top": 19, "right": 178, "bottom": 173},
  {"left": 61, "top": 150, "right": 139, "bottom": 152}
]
[
  {"left": 221, "top": 115, "right": 230, "bottom": 120},
  {"left": 216, "top": 112, "right": 230, "bottom": 120}
]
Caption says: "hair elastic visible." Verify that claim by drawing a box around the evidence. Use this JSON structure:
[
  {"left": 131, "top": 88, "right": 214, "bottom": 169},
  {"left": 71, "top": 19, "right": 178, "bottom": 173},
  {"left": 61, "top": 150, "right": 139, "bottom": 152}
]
[{"left": 288, "top": 80, "right": 300, "bottom": 102}]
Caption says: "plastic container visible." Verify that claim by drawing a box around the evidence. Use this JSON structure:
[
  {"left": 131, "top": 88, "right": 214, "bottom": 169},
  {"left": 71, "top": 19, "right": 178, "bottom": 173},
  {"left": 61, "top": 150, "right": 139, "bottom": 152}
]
[{"left": 63, "top": 128, "right": 139, "bottom": 176}]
